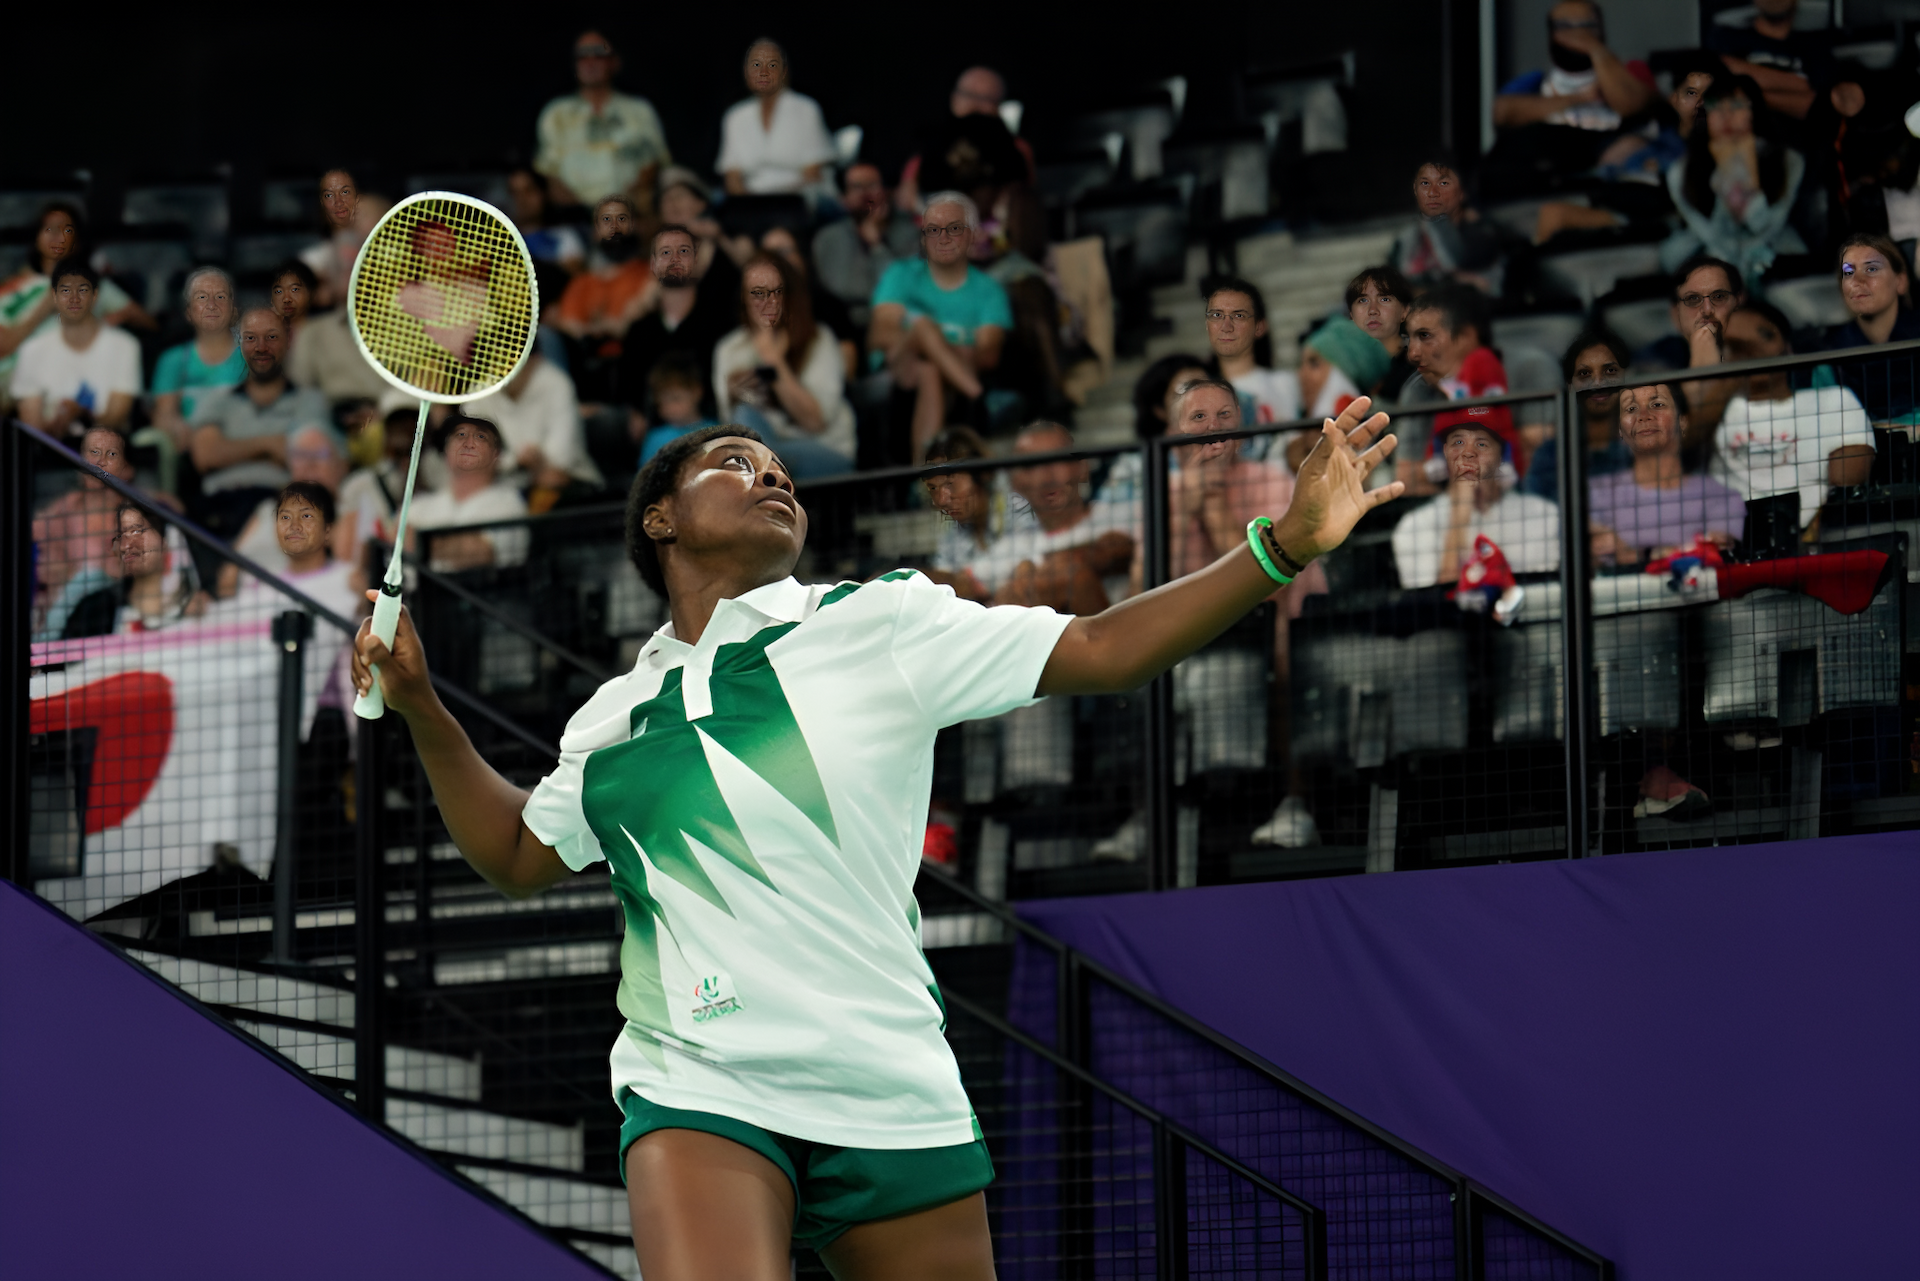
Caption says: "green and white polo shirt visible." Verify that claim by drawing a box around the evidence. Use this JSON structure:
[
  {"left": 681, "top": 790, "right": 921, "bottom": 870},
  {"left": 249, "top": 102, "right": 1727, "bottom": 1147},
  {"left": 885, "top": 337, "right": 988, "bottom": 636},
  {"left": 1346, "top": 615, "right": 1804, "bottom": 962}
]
[{"left": 523, "top": 571, "right": 1073, "bottom": 1149}]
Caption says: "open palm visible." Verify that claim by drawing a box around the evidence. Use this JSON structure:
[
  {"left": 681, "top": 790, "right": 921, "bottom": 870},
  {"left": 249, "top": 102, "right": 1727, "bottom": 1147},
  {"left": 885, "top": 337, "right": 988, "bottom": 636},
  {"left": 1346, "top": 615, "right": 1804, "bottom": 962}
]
[{"left": 1284, "top": 397, "right": 1405, "bottom": 561}]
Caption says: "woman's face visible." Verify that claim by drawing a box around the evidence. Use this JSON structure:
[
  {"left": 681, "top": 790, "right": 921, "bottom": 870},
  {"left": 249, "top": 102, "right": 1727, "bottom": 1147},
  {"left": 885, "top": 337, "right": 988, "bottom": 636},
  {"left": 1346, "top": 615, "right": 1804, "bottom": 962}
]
[
  {"left": 1349, "top": 279, "right": 1408, "bottom": 344},
  {"left": 186, "top": 274, "right": 235, "bottom": 334},
  {"left": 1706, "top": 94, "right": 1754, "bottom": 143},
  {"left": 1840, "top": 246, "right": 1907, "bottom": 320},
  {"left": 924, "top": 468, "right": 988, "bottom": 528},
  {"left": 744, "top": 43, "right": 787, "bottom": 96},
  {"left": 37, "top": 211, "right": 76, "bottom": 267},
  {"left": 319, "top": 171, "right": 358, "bottom": 231},
  {"left": 1298, "top": 346, "right": 1331, "bottom": 408},
  {"left": 115, "top": 511, "right": 166, "bottom": 579},
  {"left": 1619, "top": 384, "right": 1685, "bottom": 457},
  {"left": 647, "top": 436, "right": 806, "bottom": 585},
  {"left": 743, "top": 262, "right": 786, "bottom": 330},
  {"left": 271, "top": 273, "right": 311, "bottom": 323},
  {"left": 921, "top": 202, "right": 972, "bottom": 268},
  {"left": 275, "top": 497, "right": 332, "bottom": 560},
  {"left": 659, "top": 184, "right": 706, "bottom": 229}
]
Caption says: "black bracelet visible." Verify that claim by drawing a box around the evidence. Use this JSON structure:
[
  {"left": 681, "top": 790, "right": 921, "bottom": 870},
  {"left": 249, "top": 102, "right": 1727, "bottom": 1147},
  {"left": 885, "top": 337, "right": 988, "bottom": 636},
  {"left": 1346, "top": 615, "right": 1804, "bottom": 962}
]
[{"left": 1261, "top": 524, "right": 1309, "bottom": 576}]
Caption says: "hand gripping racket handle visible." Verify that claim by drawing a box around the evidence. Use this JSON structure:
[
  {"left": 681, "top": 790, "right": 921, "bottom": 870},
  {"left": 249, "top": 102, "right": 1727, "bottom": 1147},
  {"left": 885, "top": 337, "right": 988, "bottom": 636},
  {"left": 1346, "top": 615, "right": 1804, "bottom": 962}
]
[{"left": 352, "top": 589, "right": 405, "bottom": 720}]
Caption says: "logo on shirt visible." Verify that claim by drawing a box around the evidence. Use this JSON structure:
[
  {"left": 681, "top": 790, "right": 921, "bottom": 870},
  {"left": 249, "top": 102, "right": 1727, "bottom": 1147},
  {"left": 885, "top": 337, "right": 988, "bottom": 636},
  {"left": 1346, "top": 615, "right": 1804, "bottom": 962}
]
[{"left": 691, "top": 972, "right": 742, "bottom": 1023}]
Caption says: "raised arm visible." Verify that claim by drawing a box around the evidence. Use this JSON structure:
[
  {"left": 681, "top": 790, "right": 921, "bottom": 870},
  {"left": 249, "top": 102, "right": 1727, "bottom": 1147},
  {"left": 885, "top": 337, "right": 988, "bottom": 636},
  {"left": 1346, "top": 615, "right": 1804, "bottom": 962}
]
[
  {"left": 1039, "top": 398, "right": 1403, "bottom": 695},
  {"left": 350, "top": 594, "right": 571, "bottom": 898}
]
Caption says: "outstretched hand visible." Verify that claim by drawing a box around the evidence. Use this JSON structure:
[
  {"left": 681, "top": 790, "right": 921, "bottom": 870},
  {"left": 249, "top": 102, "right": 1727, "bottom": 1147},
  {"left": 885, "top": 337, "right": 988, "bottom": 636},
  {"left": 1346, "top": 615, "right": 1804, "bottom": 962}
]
[{"left": 1275, "top": 396, "right": 1405, "bottom": 563}]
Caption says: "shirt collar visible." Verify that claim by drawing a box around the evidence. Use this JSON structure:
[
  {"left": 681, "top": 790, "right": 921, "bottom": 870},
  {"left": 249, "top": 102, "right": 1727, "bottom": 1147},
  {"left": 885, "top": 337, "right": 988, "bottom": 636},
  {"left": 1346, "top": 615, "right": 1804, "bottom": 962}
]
[{"left": 633, "top": 576, "right": 811, "bottom": 670}]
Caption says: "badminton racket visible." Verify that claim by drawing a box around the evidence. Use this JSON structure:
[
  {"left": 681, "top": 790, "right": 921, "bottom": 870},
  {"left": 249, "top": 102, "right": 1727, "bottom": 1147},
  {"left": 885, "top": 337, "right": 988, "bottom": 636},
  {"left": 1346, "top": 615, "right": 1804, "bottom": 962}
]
[{"left": 347, "top": 191, "right": 538, "bottom": 718}]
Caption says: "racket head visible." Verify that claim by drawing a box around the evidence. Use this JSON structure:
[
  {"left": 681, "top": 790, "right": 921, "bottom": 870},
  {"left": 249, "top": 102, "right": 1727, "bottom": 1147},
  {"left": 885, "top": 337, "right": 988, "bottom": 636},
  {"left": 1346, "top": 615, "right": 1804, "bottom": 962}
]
[{"left": 347, "top": 192, "right": 538, "bottom": 404}]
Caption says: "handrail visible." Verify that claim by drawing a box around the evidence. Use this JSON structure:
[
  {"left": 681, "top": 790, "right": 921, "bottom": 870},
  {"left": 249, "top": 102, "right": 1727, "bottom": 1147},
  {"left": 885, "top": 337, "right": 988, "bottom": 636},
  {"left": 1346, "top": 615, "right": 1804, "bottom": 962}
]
[
  {"left": 10, "top": 420, "right": 559, "bottom": 760},
  {"left": 915, "top": 866, "right": 1615, "bottom": 1274}
]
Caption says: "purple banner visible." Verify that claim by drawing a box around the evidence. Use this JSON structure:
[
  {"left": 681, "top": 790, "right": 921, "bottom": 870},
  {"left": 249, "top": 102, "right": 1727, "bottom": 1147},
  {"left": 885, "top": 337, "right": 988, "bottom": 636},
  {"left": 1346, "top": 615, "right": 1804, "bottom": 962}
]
[
  {"left": 1018, "top": 834, "right": 1919, "bottom": 1281},
  {"left": 0, "top": 882, "right": 609, "bottom": 1279}
]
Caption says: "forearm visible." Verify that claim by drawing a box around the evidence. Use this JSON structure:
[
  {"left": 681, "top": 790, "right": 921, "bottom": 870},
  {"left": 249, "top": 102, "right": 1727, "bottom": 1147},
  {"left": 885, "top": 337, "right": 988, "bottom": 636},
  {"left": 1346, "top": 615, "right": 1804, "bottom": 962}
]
[
  {"left": 97, "top": 394, "right": 133, "bottom": 429},
  {"left": 401, "top": 696, "right": 557, "bottom": 898},
  {"left": 1592, "top": 50, "right": 1652, "bottom": 115},
  {"left": 1829, "top": 445, "right": 1874, "bottom": 488},
  {"left": 191, "top": 427, "right": 276, "bottom": 472},
  {"left": 1038, "top": 536, "right": 1280, "bottom": 695},
  {"left": 1437, "top": 508, "right": 1472, "bottom": 583},
  {"left": 915, "top": 327, "right": 977, "bottom": 386},
  {"left": 771, "top": 365, "right": 825, "bottom": 430},
  {"left": 1493, "top": 95, "right": 1570, "bottom": 128}
]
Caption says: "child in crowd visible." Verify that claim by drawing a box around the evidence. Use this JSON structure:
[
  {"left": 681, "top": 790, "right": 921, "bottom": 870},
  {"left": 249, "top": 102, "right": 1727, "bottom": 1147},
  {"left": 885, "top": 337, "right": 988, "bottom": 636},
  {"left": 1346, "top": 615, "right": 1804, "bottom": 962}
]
[{"left": 637, "top": 355, "right": 720, "bottom": 465}]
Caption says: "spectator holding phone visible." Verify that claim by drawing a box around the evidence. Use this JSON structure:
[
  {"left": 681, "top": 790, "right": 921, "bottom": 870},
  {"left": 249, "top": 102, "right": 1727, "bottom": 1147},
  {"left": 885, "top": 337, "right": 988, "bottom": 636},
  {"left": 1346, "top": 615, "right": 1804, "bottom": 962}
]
[{"left": 712, "top": 253, "right": 856, "bottom": 477}]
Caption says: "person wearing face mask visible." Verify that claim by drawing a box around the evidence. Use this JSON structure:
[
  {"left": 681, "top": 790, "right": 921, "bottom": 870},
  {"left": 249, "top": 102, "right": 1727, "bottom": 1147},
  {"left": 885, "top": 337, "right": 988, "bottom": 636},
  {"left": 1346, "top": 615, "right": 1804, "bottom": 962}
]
[
  {"left": 1486, "top": 0, "right": 1656, "bottom": 195},
  {"left": 1822, "top": 233, "right": 1920, "bottom": 426}
]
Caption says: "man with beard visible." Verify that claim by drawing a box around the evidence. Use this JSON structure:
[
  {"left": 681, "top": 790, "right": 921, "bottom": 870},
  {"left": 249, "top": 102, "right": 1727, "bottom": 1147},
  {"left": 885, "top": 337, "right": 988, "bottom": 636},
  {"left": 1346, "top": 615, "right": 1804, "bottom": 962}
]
[
  {"left": 598, "top": 221, "right": 743, "bottom": 481},
  {"left": 554, "top": 196, "right": 656, "bottom": 347},
  {"left": 1521, "top": 328, "right": 1634, "bottom": 501}
]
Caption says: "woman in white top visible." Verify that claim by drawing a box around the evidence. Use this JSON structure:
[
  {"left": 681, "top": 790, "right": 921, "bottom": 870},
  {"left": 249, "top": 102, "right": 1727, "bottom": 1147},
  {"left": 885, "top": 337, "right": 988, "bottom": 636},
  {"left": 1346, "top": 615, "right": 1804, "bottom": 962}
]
[
  {"left": 712, "top": 253, "right": 856, "bottom": 477},
  {"left": 717, "top": 40, "right": 835, "bottom": 198}
]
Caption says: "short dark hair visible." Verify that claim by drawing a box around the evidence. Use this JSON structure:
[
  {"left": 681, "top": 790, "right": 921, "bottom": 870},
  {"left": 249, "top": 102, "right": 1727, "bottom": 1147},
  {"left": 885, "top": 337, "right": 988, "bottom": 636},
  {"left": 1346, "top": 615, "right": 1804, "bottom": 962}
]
[
  {"left": 647, "top": 352, "right": 705, "bottom": 397},
  {"left": 276, "top": 480, "right": 337, "bottom": 528},
  {"left": 1560, "top": 325, "right": 1633, "bottom": 383},
  {"left": 1408, "top": 282, "right": 1490, "bottom": 346},
  {"left": 51, "top": 258, "right": 100, "bottom": 291},
  {"left": 625, "top": 424, "right": 768, "bottom": 596},
  {"left": 82, "top": 422, "right": 132, "bottom": 454},
  {"left": 433, "top": 414, "right": 503, "bottom": 453},
  {"left": 924, "top": 425, "right": 990, "bottom": 465},
  {"left": 652, "top": 222, "right": 696, "bottom": 251},
  {"left": 1620, "top": 377, "right": 1691, "bottom": 419},
  {"left": 1671, "top": 254, "right": 1744, "bottom": 302},
  {"left": 272, "top": 258, "right": 319, "bottom": 293},
  {"left": 1131, "top": 352, "right": 1209, "bottom": 440},
  {"left": 1344, "top": 264, "right": 1414, "bottom": 311},
  {"left": 1731, "top": 298, "right": 1795, "bottom": 352}
]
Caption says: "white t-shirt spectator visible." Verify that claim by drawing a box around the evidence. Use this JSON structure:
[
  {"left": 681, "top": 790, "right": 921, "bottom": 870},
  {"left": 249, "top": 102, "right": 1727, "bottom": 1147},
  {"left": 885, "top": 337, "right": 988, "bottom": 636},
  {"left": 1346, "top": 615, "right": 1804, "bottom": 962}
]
[
  {"left": 968, "top": 501, "right": 1136, "bottom": 605},
  {"left": 462, "top": 360, "right": 604, "bottom": 488},
  {"left": 712, "top": 325, "right": 857, "bottom": 461},
  {"left": 1390, "top": 489, "right": 1563, "bottom": 589},
  {"left": 409, "top": 483, "right": 531, "bottom": 570},
  {"left": 12, "top": 325, "right": 143, "bottom": 415},
  {"left": 1712, "top": 386, "right": 1876, "bottom": 522},
  {"left": 717, "top": 91, "right": 835, "bottom": 194}
]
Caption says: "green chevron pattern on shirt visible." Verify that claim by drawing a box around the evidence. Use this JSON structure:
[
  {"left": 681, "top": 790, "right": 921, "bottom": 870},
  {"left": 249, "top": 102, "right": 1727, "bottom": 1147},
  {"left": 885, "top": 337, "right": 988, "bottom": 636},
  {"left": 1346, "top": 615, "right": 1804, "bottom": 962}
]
[{"left": 579, "top": 620, "right": 842, "bottom": 1050}]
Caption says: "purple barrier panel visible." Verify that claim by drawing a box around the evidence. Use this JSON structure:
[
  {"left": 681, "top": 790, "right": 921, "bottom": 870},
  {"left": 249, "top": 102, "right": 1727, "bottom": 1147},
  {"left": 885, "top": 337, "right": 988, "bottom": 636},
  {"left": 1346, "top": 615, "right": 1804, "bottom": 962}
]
[
  {"left": 0, "top": 882, "right": 611, "bottom": 1280},
  {"left": 1019, "top": 833, "right": 1920, "bottom": 1281}
]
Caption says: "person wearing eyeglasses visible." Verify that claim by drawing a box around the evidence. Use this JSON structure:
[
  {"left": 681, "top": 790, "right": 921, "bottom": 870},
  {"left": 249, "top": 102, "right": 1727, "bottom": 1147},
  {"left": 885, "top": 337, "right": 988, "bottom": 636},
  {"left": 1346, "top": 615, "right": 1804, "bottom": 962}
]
[
  {"left": 868, "top": 191, "right": 1011, "bottom": 462},
  {"left": 1633, "top": 255, "right": 1749, "bottom": 444},
  {"left": 712, "top": 253, "right": 856, "bottom": 478},
  {"left": 113, "top": 502, "right": 209, "bottom": 634},
  {"left": 534, "top": 31, "right": 671, "bottom": 214}
]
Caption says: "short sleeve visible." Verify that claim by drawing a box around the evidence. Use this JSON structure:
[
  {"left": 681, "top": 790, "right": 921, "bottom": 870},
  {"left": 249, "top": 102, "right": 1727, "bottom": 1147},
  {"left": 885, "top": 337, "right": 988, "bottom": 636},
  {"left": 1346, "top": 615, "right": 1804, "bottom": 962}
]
[
  {"left": 884, "top": 571, "right": 1074, "bottom": 727},
  {"left": 10, "top": 339, "right": 50, "bottom": 400},
  {"left": 108, "top": 333, "right": 143, "bottom": 395},
  {"left": 871, "top": 259, "right": 913, "bottom": 309},
  {"left": 716, "top": 102, "right": 749, "bottom": 174},
  {"left": 796, "top": 96, "right": 835, "bottom": 166},
  {"left": 533, "top": 99, "right": 564, "bottom": 176},
  {"left": 523, "top": 752, "right": 603, "bottom": 870},
  {"left": 98, "top": 278, "right": 132, "bottom": 316},
  {"left": 152, "top": 346, "right": 186, "bottom": 395}
]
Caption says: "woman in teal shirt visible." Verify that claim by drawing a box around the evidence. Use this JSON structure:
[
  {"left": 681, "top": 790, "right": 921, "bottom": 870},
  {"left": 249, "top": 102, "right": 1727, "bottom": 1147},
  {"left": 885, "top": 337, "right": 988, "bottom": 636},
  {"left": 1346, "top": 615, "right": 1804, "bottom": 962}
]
[{"left": 148, "top": 267, "right": 245, "bottom": 494}]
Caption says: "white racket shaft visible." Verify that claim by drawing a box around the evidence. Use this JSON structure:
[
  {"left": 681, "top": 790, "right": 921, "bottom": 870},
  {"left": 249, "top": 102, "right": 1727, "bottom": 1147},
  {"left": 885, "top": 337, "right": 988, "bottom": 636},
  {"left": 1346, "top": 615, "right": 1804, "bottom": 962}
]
[{"left": 353, "top": 401, "right": 430, "bottom": 720}]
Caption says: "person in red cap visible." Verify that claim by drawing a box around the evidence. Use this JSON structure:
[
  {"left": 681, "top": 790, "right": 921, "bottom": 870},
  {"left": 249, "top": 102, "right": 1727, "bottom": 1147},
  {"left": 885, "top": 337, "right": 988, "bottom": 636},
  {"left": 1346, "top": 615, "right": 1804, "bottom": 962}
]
[{"left": 1391, "top": 409, "right": 1561, "bottom": 588}]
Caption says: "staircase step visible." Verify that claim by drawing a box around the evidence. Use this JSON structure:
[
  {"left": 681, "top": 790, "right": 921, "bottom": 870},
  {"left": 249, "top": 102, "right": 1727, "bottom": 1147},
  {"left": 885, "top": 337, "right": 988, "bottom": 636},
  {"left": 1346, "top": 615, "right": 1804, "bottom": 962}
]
[
  {"left": 130, "top": 950, "right": 354, "bottom": 1026},
  {"left": 458, "top": 1165, "right": 631, "bottom": 1240},
  {"left": 387, "top": 1097, "right": 584, "bottom": 1172},
  {"left": 232, "top": 1020, "right": 482, "bottom": 1101}
]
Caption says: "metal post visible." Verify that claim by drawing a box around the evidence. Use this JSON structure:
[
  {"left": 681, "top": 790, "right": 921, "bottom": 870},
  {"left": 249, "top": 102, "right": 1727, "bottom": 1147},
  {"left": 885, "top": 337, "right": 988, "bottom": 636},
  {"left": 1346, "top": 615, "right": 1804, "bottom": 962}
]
[
  {"left": 1153, "top": 1124, "right": 1189, "bottom": 1281},
  {"left": 1141, "top": 440, "right": 1177, "bottom": 890},
  {"left": 1060, "top": 951, "right": 1094, "bottom": 1278},
  {"left": 1555, "top": 389, "right": 1596, "bottom": 855},
  {"left": 1, "top": 422, "right": 32, "bottom": 885},
  {"left": 353, "top": 715, "right": 387, "bottom": 1120},
  {"left": 271, "top": 610, "right": 311, "bottom": 963}
]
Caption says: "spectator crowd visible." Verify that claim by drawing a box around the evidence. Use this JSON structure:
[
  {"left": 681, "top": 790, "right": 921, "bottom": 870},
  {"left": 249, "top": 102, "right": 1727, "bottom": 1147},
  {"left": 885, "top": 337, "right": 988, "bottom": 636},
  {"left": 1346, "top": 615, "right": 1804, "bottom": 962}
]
[{"left": 16, "top": 6, "right": 1912, "bottom": 844}]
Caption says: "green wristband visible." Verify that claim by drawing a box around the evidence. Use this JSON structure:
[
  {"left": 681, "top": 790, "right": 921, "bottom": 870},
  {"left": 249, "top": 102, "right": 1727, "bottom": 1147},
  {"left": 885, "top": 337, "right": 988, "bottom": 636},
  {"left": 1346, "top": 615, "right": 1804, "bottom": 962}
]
[{"left": 1246, "top": 517, "right": 1294, "bottom": 585}]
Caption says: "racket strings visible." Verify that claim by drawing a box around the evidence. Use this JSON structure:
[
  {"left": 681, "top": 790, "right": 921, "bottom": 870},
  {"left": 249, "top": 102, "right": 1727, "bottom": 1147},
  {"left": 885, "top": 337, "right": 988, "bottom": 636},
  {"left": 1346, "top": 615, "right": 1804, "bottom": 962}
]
[{"left": 351, "top": 196, "right": 535, "bottom": 400}]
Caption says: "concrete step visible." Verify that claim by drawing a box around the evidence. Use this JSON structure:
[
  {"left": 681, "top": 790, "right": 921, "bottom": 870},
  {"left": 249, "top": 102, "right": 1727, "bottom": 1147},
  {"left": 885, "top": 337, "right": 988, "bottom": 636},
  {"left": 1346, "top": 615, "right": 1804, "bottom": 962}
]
[
  {"left": 459, "top": 1165, "right": 632, "bottom": 1243},
  {"left": 130, "top": 950, "right": 354, "bottom": 1026},
  {"left": 233, "top": 1020, "right": 483, "bottom": 1101},
  {"left": 387, "top": 1097, "right": 584, "bottom": 1172}
]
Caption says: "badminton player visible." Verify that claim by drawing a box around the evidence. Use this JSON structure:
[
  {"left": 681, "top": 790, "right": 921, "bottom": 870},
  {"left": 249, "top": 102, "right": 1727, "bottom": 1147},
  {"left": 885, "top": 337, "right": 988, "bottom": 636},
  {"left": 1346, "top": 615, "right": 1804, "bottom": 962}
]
[{"left": 352, "top": 396, "right": 1403, "bottom": 1280}]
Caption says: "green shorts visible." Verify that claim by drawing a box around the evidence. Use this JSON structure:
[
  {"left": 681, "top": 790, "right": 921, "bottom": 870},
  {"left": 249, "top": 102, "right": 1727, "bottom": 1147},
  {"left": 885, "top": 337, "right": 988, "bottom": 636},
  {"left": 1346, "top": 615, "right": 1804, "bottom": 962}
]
[{"left": 618, "top": 1091, "right": 995, "bottom": 1252}]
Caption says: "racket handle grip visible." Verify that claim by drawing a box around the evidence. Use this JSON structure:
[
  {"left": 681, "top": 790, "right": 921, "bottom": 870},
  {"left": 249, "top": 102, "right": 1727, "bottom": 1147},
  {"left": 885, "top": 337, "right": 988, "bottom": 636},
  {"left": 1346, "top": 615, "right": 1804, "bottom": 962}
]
[{"left": 352, "top": 590, "right": 405, "bottom": 721}]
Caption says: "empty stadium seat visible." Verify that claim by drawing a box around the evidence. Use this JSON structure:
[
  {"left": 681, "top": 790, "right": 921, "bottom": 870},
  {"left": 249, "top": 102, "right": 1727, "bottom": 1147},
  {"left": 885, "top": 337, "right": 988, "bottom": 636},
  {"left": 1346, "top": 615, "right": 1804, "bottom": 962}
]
[
  {"left": 1493, "top": 313, "right": 1587, "bottom": 367},
  {"left": 0, "top": 187, "right": 87, "bottom": 232},
  {"left": 406, "top": 172, "right": 513, "bottom": 210},
  {"left": 89, "top": 233, "right": 194, "bottom": 315},
  {"left": 1163, "top": 125, "right": 1272, "bottom": 223},
  {"left": 1539, "top": 244, "right": 1664, "bottom": 309},
  {"left": 1768, "top": 274, "right": 1849, "bottom": 332},
  {"left": 121, "top": 183, "right": 228, "bottom": 256},
  {"left": 258, "top": 177, "right": 316, "bottom": 228},
  {"left": 1600, "top": 296, "right": 1676, "bottom": 352},
  {"left": 230, "top": 231, "right": 324, "bottom": 275}
]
